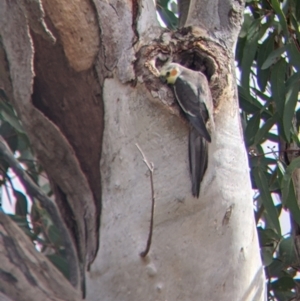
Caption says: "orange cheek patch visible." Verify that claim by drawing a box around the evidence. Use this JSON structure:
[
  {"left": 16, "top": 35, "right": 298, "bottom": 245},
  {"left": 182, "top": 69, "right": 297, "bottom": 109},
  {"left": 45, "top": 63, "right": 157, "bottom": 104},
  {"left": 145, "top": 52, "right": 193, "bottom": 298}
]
[{"left": 170, "top": 69, "right": 177, "bottom": 77}]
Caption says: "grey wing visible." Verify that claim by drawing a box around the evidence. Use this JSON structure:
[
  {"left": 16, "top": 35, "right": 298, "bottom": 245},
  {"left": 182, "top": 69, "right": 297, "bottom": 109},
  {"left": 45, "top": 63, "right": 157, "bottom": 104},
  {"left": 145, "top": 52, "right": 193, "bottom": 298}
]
[
  {"left": 173, "top": 77, "right": 211, "bottom": 142},
  {"left": 189, "top": 127, "right": 208, "bottom": 198}
]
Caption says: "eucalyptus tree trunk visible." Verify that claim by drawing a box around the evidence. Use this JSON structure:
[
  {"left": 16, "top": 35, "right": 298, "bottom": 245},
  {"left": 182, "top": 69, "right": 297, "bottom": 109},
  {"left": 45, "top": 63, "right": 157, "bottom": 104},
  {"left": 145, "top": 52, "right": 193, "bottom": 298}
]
[{"left": 0, "top": 0, "right": 265, "bottom": 300}]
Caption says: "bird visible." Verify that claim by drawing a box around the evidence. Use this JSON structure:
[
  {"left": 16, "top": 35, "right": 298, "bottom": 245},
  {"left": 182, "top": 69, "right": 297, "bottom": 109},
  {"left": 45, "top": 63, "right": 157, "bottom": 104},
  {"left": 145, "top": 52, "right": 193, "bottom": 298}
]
[{"left": 159, "top": 62, "right": 214, "bottom": 197}]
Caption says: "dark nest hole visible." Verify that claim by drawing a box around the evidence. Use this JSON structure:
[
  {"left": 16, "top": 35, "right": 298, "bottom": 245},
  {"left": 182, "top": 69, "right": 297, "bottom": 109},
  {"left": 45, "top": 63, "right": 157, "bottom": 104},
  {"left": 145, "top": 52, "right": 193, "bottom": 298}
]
[{"left": 155, "top": 49, "right": 216, "bottom": 82}]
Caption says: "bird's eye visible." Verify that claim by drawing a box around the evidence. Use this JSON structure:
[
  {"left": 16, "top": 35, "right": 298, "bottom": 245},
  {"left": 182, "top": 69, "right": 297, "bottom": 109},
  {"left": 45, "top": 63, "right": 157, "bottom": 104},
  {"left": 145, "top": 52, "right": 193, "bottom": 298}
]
[{"left": 166, "top": 71, "right": 170, "bottom": 77}]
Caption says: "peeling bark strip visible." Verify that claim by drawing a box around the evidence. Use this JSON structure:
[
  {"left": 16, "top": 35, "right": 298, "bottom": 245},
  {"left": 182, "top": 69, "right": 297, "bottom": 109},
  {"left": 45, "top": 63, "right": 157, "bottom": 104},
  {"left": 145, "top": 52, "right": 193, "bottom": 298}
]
[
  {"left": 41, "top": 0, "right": 100, "bottom": 72},
  {"left": 0, "top": 0, "right": 104, "bottom": 288},
  {"left": 31, "top": 30, "right": 103, "bottom": 265},
  {"left": 0, "top": 212, "right": 81, "bottom": 301}
]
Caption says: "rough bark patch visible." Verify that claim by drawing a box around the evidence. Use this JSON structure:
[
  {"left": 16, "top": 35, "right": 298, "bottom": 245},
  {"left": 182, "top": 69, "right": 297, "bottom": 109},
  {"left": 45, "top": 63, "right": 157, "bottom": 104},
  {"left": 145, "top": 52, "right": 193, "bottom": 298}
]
[
  {"left": 42, "top": 0, "right": 100, "bottom": 71},
  {"left": 31, "top": 27, "right": 104, "bottom": 263}
]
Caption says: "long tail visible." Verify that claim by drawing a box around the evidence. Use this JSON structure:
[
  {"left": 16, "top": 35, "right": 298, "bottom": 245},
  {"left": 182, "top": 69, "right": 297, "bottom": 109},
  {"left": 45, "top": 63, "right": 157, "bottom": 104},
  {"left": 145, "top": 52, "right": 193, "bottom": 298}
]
[{"left": 189, "top": 127, "right": 208, "bottom": 198}]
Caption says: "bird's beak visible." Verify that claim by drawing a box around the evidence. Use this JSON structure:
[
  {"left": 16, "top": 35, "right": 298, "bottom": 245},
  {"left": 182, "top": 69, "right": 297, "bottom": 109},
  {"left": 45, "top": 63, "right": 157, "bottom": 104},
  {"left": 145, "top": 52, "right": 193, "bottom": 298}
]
[{"left": 159, "top": 75, "right": 167, "bottom": 84}]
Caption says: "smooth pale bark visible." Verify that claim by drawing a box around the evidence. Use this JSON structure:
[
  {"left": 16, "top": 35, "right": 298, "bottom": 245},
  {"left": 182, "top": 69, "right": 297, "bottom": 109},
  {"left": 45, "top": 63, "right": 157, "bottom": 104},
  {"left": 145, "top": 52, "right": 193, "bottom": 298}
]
[
  {"left": 0, "top": 0, "right": 265, "bottom": 300},
  {"left": 87, "top": 1, "right": 265, "bottom": 301}
]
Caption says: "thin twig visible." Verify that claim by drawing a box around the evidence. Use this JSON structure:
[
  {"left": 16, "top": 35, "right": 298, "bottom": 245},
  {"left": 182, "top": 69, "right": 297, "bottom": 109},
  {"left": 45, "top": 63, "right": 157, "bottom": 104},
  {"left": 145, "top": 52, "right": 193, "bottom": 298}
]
[
  {"left": 0, "top": 136, "right": 80, "bottom": 288},
  {"left": 136, "top": 143, "right": 155, "bottom": 257},
  {"left": 0, "top": 166, "right": 14, "bottom": 206},
  {"left": 5, "top": 172, "right": 15, "bottom": 193},
  {"left": 250, "top": 149, "right": 300, "bottom": 159},
  {"left": 4, "top": 181, "right": 12, "bottom": 206}
]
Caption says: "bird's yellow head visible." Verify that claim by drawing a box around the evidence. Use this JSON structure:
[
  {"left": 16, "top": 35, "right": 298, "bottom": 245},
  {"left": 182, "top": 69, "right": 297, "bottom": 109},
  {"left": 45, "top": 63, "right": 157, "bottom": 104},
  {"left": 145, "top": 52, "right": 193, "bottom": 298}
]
[{"left": 159, "top": 63, "right": 181, "bottom": 85}]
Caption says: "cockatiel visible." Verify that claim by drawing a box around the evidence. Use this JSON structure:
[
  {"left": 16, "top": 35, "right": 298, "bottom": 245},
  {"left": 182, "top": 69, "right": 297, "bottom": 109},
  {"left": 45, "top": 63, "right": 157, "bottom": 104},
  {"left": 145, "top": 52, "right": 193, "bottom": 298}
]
[{"left": 160, "top": 62, "right": 214, "bottom": 197}]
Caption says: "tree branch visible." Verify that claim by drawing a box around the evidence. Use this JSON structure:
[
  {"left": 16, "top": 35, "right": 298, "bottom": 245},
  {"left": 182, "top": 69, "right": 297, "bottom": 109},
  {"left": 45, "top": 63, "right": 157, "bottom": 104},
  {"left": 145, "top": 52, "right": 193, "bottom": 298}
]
[{"left": 136, "top": 143, "right": 155, "bottom": 257}]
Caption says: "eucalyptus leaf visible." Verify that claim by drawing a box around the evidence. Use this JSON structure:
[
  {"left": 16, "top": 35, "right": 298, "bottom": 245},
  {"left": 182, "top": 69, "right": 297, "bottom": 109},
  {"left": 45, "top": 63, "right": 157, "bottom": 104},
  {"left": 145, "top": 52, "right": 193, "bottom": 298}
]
[
  {"left": 272, "top": 276, "right": 295, "bottom": 291},
  {"left": 261, "top": 46, "right": 287, "bottom": 70},
  {"left": 239, "top": 14, "right": 254, "bottom": 38},
  {"left": 283, "top": 79, "right": 299, "bottom": 140},
  {"left": 253, "top": 167, "right": 281, "bottom": 235},
  {"left": 245, "top": 113, "right": 261, "bottom": 146},
  {"left": 287, "top": 43, "right": 300, "bottom": 71},
  {"left": 285, "top": 180, "right": 300, "bottom": 226},
  {"left": 290, "top": 13, "right": 300, "bottom": 43},
  {"left": 271, "top": 0, "right": 289, "bottom": 39},
  {"left": 250, "top": 156, "right": 277, "bottom": 168},
  {"left": 0, "top": 101, "right": 25, "bottom": 134},
  {"left": 258, "top": 227, "right": 280, "bottom": 246},
  {"left": 238, "top": 86, "right": 264, "bottom": 113},
  {"left": 285, "top": 157, "right": 300, "bottom": 178},
  {"left": 268, "top": 259, "right": 285, "bottom": 278},
  {"left": 296, "top": 0, "right": 300, "bottom": 21},
  {"left": 272, "top": 290, "right": 295, "bottom": 301},
  {"left": 0, "top": 122, "right": 18, "bottom": 153},
  {"left": 279, "top": 236, "right": 296, "bottom": 266},
  {"left": 257, "top": 33, "right": 274, "bottom": 91},
  {"left": 47, "top": 224, "right": 61, "bottom": 246},
  {"left": 254, "top": 114, "right": 278, "bottom": 145},
  {"left": 270, "top": 59, "right": 286, "bottom": 118},
  {"left": 47, "top": 254, "right": 70, "bottom": 280},
  {"left": 14, "top": 190, "right": 28, "bottom": 217},
  {"left": 157, "top": 6, "right": 178, "bottom": 29},
  {"left": 241, "top": 18, "right": 262, "bottom": 93},
  {"left": 261, "top": 247, "right": 274, "bottom": 266}
]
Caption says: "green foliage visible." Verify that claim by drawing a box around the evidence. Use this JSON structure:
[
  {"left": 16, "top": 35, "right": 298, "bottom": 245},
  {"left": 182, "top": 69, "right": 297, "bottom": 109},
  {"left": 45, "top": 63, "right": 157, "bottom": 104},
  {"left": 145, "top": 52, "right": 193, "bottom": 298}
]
[
  {"left": 156, "top": 0, "right": 178, "bottom": 29},
  {"left": 0, "top": 88, "right": 69, "bottom": 282},
  {"left": 239, "top": 1, "right": 300, "bottom": 299},
  {"left": 160, "top": 1, "right": 300, "bottom": 299}
]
